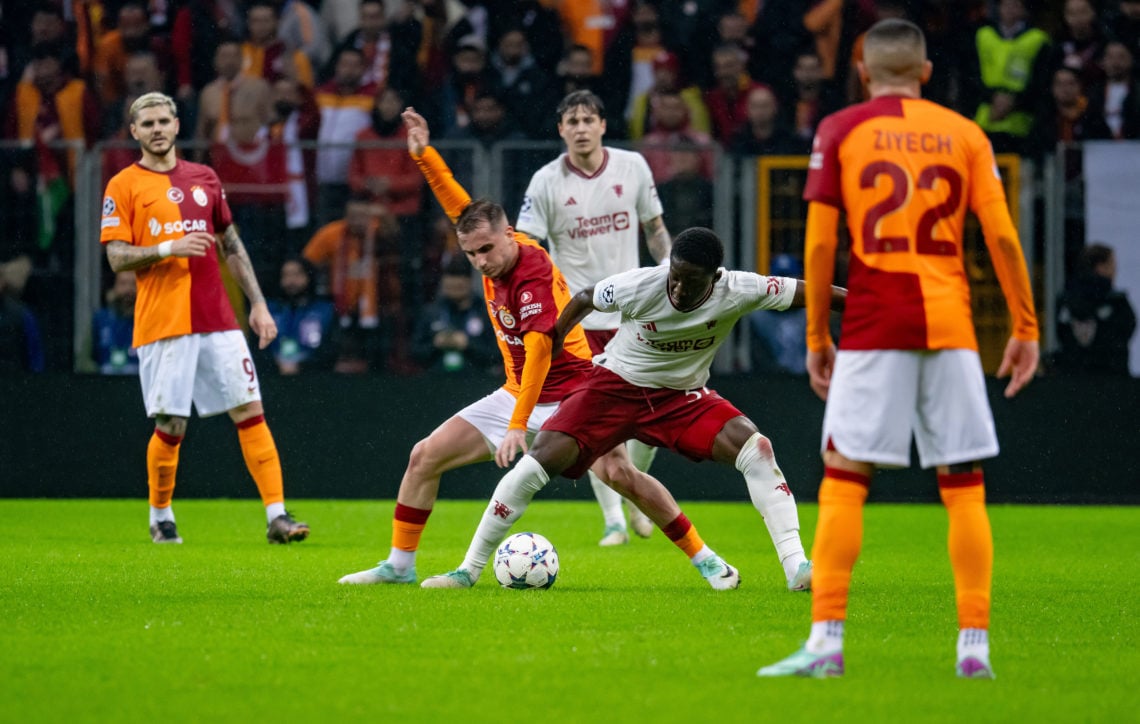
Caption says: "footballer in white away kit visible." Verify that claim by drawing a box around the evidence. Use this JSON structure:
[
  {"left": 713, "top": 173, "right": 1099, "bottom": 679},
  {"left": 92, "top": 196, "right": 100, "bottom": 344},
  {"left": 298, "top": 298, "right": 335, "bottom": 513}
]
[
  {"left": 517, "top": 89, "right": 672, "bottom": 546},
  {"left": 420, "top": 227, "right": 848, "bottom": 591}
]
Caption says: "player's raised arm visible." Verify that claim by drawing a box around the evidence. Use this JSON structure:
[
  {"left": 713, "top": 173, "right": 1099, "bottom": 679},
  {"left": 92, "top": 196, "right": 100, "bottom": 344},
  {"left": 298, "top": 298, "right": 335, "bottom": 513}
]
[{"left": 403, "top": 106, "right": 472, "bottom": 223}]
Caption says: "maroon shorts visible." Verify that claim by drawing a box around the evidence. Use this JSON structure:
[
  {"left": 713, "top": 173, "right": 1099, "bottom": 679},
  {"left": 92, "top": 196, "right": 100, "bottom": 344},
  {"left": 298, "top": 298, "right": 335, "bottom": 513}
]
[
  {"left": 542, "top": 365, "right": 745, "bottom": 479},
  {"left": 584, "top": 328, "right": 616, "bottom": 356}
]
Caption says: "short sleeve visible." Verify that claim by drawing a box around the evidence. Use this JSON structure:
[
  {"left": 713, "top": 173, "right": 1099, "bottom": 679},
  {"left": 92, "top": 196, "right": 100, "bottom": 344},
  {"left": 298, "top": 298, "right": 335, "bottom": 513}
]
[
  {"left": 633, "top": 153, "right": 664, "bottom": 223},
  {"left": 731, "top": 272, "right": 797, "bottom": 313},
  {"left": 516, "top": 172, "right": 549, "bottom": 240},
  {"left": 592, "top": 274, "right": 623, "bottom": 315},
  {"left": 100, "top": 174, "right": 133, "bottom": 245},
  {"left": 211, "top": 170, "right": 234, "bottom": 231},
  {"left": 803, "top": 117, "right": 842, "bottom": 208}
]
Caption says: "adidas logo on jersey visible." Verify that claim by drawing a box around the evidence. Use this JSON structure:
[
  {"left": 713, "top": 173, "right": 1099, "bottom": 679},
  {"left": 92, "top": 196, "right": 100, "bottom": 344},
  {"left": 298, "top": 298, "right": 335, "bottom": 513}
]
[{"left": 565, "top": 197, "right": 577, "bottom": 206}]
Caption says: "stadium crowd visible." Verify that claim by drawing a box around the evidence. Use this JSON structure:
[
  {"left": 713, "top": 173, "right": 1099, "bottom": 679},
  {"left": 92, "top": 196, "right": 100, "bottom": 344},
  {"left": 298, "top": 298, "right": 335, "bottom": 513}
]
[{"left": 2, "top": 0, "right": 1139, "bottom": 375}]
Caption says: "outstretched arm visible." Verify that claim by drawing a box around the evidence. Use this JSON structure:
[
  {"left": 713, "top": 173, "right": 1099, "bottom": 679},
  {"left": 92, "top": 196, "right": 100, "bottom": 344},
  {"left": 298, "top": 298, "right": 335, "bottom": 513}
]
[
  {"left": 551, "top": 287, "right": 597, "bottom": 357},
  {"left": 217, "top": 225, "right": 277, "bottom": 349},
  {"left": 787, "top": 278, "right": 846, "bottom": 313},
  {"left": 403, "top": 106, "right": 471, "bottom": 222}
]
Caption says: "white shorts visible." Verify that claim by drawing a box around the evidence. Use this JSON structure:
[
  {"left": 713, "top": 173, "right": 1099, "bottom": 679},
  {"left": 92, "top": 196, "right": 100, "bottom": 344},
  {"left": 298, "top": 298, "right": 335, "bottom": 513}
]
[
  {"left": 137, "top": 330, "right": 261, "bottom": 418},
  {"left": 456, "top": 387, "right": 562, "bottom": 453},
  {"left": 822, "top": 349, "right": 998, "bottom": 469}
]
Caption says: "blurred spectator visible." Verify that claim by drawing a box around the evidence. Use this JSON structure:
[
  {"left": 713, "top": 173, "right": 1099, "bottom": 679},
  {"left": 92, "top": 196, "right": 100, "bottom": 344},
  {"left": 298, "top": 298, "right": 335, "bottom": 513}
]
[
  {"left": 965, "top": 0, "right": 1052, "bottom": 155},
  {"left": 330, "top": 0, "right": 421, "bottom": 95},
  {"left": 5, "top": 42, "right": 100, "bottom": 264},
  {"left": 639, "top": 91, "right": 715, "bottom": 183},
  {"left": 444, "top": 89, "right": 526, "bottom": 149},
  {"left": 210, "top": 103, "right": 289, "bottom": 284},
  {"left": 556, "top": 0, "right": 631, "bottom": 76},
  {"left": 1089, "top": 40, "right": 1140, "bottom": 139},
  {"left": 730, "top": 84, "right": 809, "bottom": 156},
  {"left": 170, "top": 0, "right": 245, "bottom": 101},
  {"left": 264, "top": 257, "right": 337, "bottom": 375},
  {"left": 93, "top": 2, "right": 169, "bottom": 108},
  {"left": 627, "top": 49, "right": 710, "bottom": 142},
  {"left": 783, "top": 51, "right": 834, "bottom": 143},
  {"left": 1046, "top": 0, "right": 1107, "bottom": 91},
  {"left": 749, "top": 253, "right": 807, "bottom": 375},
  {"left": 655, "top": 149, "right": 714, "bottom": 234},
  {"left": 91, "top": 270, "right": 138, "bottom": 375},
  {"left": 412, "top": 255, "right": 497, "bottom": 373},
  {"left": 103, "top": 50, "right": 165, "bottom": 136},
  {"left": 278, "top": 0, "right": 331, "bottom": 71},
  {"left": 303, "top": 195, "right": 403, "bottom": 374},
  {"left": 350, "top": 84, "right": 428, "bottom": 330},
  {"left": 1053, "top": 243, "right": 1137, "bottom": 375},
  {"left": 602, "top": 2, "right": 668, "bottom": 136},
  {"left": 489, "top": 0, "right": 565, "bottom": 76},
  {"left": 268, "top": 76, "right": 321, "bottom": 254},
  {"left": 314, "top": 46, "right": 377, "bottom": 227},
  {"left": 704, "top": 43, "right": 763, "bottom": 145},
  {"left": 1112, "top": 0, "right": 1140, "bottom": 60},
  {"left": 657, "top": 0, "right": 734, "bottom": 91},
  {"left": 431, "top": 34, "right": 493, "bottom": 135},
  {"left": 556, "top": 44, "right": 605, "bottom": 99},
  {"left": 1028, "top": 66, "right": 1111, "bottom": 159},
  {"left": 0, "top": 256, "right": 44, "bottom": 374},
  {"left": 747, "top": 0, "right": 814, "bottom": 104},
  {"left": 194, "top": 36, "right": 272, "bottom": 146},
  {"left": 488, "top": 27, "right": 557, "bottom": 139},
  {"left": 242, "top": 1, "right": 314, "bottom": 88}
]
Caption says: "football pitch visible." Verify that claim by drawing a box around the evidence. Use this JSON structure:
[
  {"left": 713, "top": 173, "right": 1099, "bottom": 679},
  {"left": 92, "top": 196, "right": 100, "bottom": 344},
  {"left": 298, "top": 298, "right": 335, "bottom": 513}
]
[{"left": 1, "top": 499, "right": 1135, "bottom": 723}]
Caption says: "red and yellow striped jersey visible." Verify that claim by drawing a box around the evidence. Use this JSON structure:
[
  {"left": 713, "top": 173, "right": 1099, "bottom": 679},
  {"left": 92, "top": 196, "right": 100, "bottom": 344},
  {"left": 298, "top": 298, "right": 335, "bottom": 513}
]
[
  {"left": 100, "top": 160, "right": 238, "bottom": 348},
  {"left": 804, "top": 95, "right": 1037, "bottom": 351}
]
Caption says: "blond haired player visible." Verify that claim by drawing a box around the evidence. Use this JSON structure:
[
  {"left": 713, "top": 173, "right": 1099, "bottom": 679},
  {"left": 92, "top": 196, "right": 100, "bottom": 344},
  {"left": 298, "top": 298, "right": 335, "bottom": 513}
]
[
  {"left": 100, "top": 92, "right": 310, "bottom": 545},
  {"left": 338, "top": 108, "right": 741, "bottom": 590},
  {"left": 517, "top": 90, "right": 668, "bottom": 546},
  {"left": 759, "top": 19, "right": 1039, "bottom": 679}
]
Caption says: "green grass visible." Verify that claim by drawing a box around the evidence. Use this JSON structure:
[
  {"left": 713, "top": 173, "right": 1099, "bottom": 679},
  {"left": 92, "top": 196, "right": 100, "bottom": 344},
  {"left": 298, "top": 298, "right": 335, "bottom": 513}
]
[{"left": 0, "top": 499, "right": 1135, "bottom": 723}]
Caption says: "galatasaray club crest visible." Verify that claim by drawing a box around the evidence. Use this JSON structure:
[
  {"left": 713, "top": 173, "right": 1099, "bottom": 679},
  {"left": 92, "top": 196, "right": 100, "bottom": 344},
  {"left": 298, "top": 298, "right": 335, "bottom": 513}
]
[
  {"left": 498, "top": 308, "right": 517, "bottom": 329},
  {"left": 191, "top": 185, "right": 208, "bottom": 207},
  {"left": 166, "top": 187, "right": 185, "bottom": 203}
]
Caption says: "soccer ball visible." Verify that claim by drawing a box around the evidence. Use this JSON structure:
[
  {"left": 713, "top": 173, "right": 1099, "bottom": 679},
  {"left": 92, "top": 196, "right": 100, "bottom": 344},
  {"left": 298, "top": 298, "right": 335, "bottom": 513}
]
[{"left": 493, "top": 532, "right": 559, "bottom": 589}]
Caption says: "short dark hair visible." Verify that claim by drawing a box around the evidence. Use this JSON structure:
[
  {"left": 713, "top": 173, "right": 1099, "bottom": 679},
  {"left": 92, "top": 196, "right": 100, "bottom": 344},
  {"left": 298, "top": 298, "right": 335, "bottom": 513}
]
[
  {"left": 557, "top": 90, "right": 605, "bottom": 120},
  {"left": 1079, "top": 243, "right": 1114, "bottom": 277},
  {"left": 671, "top": 227, "right": 723, "bottom": 272},
  {"left": 456, "top": 199, "right": 508, "bottom": 235},
  {"left": 864, "top": 17, "right": 925, "bottom": 53}
]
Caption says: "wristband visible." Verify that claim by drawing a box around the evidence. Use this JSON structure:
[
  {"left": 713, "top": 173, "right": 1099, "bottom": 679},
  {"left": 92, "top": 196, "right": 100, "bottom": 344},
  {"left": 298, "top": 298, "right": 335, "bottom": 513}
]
[{"left": 157, "top": 241, "right": 174, "bottom": 258}]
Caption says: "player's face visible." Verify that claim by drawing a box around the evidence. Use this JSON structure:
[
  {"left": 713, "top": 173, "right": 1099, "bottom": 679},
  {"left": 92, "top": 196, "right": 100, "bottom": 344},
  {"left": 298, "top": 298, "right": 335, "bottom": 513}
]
[
  {"left": 558, "top": 106, "right": 606, "bottom": 155},
  {"left": 457, "top": 220, "right": 517, "bottom": 279},
  {"left": 667, "top": 259, "right": 719, "bottom": 312},
  {"left": 130, "top": 106, "right": 179, "bottom": 158}
]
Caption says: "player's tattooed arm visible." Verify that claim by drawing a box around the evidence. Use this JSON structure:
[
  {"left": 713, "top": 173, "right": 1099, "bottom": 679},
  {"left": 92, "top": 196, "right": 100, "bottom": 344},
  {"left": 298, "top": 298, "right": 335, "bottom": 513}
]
[
  {"left": 104, "top": 232, "right": 214, "bottom": 272},
  {"left": 217, "top": 225, "right": 266, "bottom": 306},
  {"left": 643, "top": 215, "right": 671, "bottom": 264}
]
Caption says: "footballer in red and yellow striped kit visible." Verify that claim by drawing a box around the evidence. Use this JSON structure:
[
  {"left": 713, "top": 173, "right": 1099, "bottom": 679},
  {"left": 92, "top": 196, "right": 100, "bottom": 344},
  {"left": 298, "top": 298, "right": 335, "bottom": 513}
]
[
  {"left": 101, "top": 161, "right": 237, "bottom": 348},
  {"left": 101, "top": 92, "right": 309, "bottom": 546},
  {"left": 760, "top": 19, "right": 1039, "bottom": 681}
]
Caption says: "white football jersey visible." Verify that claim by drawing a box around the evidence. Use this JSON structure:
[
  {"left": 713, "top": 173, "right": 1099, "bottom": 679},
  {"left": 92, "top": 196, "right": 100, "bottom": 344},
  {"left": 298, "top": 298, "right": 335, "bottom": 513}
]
[
  {"left": 592, "top": 266, "right": 797, "bottom": 390},
  {"left": 517, "top": 147, "right": 664, "bottom": 330}
]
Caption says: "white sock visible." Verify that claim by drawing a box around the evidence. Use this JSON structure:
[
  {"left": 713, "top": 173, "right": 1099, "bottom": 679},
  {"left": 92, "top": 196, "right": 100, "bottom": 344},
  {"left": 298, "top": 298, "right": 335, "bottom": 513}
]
[
  {"left": 459, "top": 455, "right": 550, "bottom": 580},
  {"left": 149, "top": 506, "right": 174, "bottom": 525},
  {"left": 690, "top": 545, "right": 715, "bottom": 566},
  {"left": 957, "top": 628, "right": 990, "bottom": 661},
  {"left": 265, "top": 502, "right": 286, "bottom": 522},
  {"left": 735, "top": 432, "right": 806, "bottom": 579},
  {"left": 589, "top": 470, "right": 626, "bottom": 529},
  {"left": 625, "top": 439, "right": 658, "bottom": 471},
  {"left": 806, "top": 620, "right": 844, "bottom": 654},
  {"left": 387, "top": 548, "right": 415, "bottom": 572}
]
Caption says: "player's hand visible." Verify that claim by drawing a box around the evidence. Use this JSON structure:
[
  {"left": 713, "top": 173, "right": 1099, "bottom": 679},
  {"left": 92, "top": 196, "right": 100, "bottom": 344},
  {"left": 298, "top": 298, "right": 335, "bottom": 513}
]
[
  {"left": 806, "top": 345, "right": 836, "bottom": 401},
  {"left": 495, "top": 428, "right": 529, "bottom": 468},
  {"left": 996, "top": 337, "right": 1039, "bottom": 398},
  {"left": 173, "top": 231, "right": 214, "bottom": 257},
  {"left": 402, "top": 107, "right": 429, "bottom": 156},
  {"left": 249, "top": 302, "right": 278, "bottom": 350}
]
